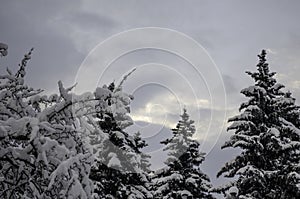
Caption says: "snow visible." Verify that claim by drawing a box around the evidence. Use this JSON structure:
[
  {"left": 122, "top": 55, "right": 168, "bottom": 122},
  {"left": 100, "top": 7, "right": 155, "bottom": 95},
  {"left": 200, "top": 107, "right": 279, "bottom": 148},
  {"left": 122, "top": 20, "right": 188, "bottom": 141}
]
[
  {"left": 94, "top": 87, "right": 110, "bottom": 99},
  {"left": 107, "top": 152, "right": 121, "bottom": 168},
  {"left": 272, "top": 83, "right": 284, "bottom": 91},
  {"left": 177, "top": 190, "right": 192, "bottom": 197},
  {"left": 113, "top": 131, "right": 125, "bottom": 140},
  {"left": 0, "top": 43, "right": 8, "bottom": 56},
  {"left": 280, "top": 117, "right": 300, "bottom": 136},
  {"left": 246, "top": 105, "right": 260, "bottom": 111},
  {"left": 185, "top": 177, "right": 197, "bottom": 185},
  {"left": 241, "top": 85, "right": 267, "bottom": 96},
  {"left": 227, "top": 120, "right": 253, "bottom": 130},
  {"left": 0, "top": 62, "right": 97, "bottom": 198},
  {"left": 228, "top": 186, "right": 238, "bottom": 194},
  {"left": 269, "top": 127, "right": 280, "bottom": 137}
]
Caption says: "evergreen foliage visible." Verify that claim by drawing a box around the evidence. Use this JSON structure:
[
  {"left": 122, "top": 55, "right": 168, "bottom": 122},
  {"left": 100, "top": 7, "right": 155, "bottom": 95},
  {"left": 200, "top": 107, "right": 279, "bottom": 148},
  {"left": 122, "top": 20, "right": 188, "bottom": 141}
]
[
  {"left": 89, "top": 81, "right": 153, "bottom": 199},
  {"left": 216, "top": 50, "right": 300, "bottom": 198},
  {"left": 153, "top": 109, "right": 214, "bottom": 199},
  {"left": 0, "top": 47, "right": 94, "bottom": 198}
]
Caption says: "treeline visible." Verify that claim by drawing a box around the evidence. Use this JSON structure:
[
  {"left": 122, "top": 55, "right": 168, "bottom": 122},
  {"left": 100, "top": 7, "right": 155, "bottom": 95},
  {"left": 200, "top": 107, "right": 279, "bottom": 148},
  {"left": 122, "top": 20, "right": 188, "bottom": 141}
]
[{"left": 0, "top": 43, "right": 299, "bottom": 199}]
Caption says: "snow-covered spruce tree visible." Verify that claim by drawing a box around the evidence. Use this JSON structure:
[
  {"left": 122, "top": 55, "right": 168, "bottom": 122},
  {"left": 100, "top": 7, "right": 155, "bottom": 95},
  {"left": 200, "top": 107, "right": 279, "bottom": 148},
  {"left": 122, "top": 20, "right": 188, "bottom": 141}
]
[
  {"left": 153, "top": 108, "right": 214, "bottom": 199},
  {"left": 133, "top": 131, "right": 152, "bottom": 174},
  {"left": 216, "top": 50, "right": 300, "bottom": 198},
  {"left": 89, "top": 77, "right": 152, "bottom": 199},
  {"left": 0, "top": 47, "right": 94, "bottom": 198}
]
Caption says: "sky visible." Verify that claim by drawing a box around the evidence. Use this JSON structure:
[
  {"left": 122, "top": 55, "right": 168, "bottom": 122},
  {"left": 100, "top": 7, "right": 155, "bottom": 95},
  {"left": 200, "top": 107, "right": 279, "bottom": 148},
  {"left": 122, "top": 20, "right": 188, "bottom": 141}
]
[{"left": 1, "top": 0, "right": 300, "bottom": 197}]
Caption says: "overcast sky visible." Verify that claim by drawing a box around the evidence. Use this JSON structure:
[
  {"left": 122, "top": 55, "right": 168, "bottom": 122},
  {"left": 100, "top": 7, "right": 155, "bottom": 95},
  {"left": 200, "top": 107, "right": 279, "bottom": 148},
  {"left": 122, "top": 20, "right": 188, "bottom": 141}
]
[{"left": 1, "top": 0, "right": 300, "bottom": 197}]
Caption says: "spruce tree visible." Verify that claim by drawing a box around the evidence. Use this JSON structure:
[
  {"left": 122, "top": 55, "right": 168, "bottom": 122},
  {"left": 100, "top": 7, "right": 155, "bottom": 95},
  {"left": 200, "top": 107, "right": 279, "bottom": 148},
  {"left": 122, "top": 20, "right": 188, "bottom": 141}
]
[
  {"left": 153, "top": 109, "right": 214, "bottom": 199},
  {"left": 89, "top": 81, "right": 152, "bottom": 199},
  {"left": 216, "top": 50, "right": 300, "bottom": 198},
  {"left": 133, "top": 131, "right": 152, "bottom": 173}
]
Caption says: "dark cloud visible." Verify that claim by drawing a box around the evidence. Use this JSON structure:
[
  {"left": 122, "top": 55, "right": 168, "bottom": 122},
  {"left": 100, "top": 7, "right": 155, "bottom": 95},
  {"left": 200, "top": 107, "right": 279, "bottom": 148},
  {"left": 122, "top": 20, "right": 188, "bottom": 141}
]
[{"left": 0, "top": 0, "right": 85, "bottom": 93}]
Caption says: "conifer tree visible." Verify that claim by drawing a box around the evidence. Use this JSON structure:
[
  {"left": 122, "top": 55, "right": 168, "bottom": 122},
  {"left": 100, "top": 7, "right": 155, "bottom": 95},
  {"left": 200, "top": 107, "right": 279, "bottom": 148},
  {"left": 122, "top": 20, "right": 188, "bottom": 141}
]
[
  {"left": 89, "top": 80, "right": 152, "bottom": 199},
  {"left": 216, "top": 50, "right": 300, "bottom": 198},
  {"left": 153, "top": 109, "right": 214, "bottom": 199},
  {"left": 133, "top": 131, "right": 152, "bottom": 173},
  {"left": 0, "top": 46, "right": 94, "bottom": 198}
]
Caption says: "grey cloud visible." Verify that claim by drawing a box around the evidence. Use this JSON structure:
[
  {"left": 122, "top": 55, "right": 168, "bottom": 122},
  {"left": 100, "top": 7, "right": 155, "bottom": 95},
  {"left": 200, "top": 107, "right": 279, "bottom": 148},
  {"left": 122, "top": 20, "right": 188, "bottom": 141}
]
[{"left": 0, "top": 1, "right": 86, "bottom": 94}]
